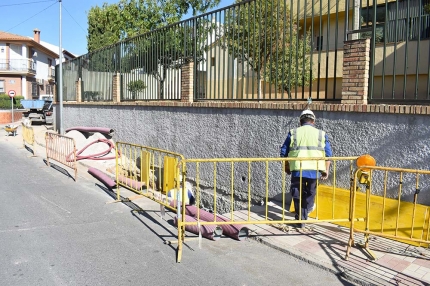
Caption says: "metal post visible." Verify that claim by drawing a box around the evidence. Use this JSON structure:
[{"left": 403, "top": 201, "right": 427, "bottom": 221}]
[
  {"left": 11, "top": 97, "right": 14, "bottom": 124},
  {"left": 59, "top": 0, "right": 64, "bottom": 134}
]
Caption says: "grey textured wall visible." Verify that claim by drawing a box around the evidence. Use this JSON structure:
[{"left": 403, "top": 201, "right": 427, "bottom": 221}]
[{"left": 61, "top": 104, "right": 430, "bottom": 206}]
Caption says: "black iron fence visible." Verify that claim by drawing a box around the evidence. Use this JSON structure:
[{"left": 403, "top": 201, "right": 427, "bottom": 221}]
[{"left": 60, "top": 0, "right": 430, "bottom": 103}]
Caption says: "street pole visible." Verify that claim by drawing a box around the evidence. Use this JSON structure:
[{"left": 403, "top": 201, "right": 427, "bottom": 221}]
[
  {"left": 59, "top": 0, "right": 64, "bottom": 134},
  {"left": 11, "top": 97, "right": 14, "bottom": 124}
]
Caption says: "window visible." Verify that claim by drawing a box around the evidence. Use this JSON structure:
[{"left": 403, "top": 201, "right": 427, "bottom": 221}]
[
  {"left": 315, "top": 36, "right": 323, "bottom": 51},
  {"left": 211, "top": 57, "right": 216, "bottom": 67},
  {"left": 31, "top": 82, "right": 39, "bottom": 99},
  {"left": 0, "top": 80, "right": 4, "bottom": 94},
  {"left": 46, "top": 84, "right": 53, "bottom": 95}
]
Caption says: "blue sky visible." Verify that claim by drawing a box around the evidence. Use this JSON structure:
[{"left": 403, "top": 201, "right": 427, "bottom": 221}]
[{"left": 0, "top": 0, "right": 233, "bottom": 57}]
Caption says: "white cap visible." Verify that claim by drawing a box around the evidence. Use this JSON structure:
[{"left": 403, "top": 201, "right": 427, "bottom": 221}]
[{"left": 300, "top": 109, "right": 315, "bottom": 121}]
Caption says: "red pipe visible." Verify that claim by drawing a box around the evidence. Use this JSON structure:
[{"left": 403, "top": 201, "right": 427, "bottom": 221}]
[
  {"left": 185, "top": 205, "right": 249, "bottom": 241},
  {"left": 174, "top": 215, "right": 223, "bottom": 241},
  {"left": 65, "top": 127, "right": 114, "bottom": 136},
  {"left": 87, "top": 167, "right": 116, "bottom": 189}
]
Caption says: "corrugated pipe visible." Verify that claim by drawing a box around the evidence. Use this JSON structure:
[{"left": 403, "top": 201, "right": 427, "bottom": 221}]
[
  {"left": 185, "top": 205, "right": 249, "bottom": 241},
  {"left": 87, "top": 167, "right": 116, "bottom": 189},
  {"left": 117, "top": 175, "right": 146, "bottom": 190},
  {"left": 65, "top": 127, "right": 115, "bottom": 136},
  {"left": 174, "top": 215, "right": 223, "bottom": 241},
  {"left": 67, "top": 138, "right": 118, "bottom": 161}
]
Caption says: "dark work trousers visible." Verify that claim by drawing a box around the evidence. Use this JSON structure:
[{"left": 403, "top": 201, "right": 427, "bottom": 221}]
[{"left": 290, "top": 176, "right": 317, "bottom": 222}]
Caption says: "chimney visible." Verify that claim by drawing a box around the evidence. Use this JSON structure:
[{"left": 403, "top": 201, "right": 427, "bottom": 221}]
[{"left": 33, "top": 29, "right": 40, "bottom": 43}]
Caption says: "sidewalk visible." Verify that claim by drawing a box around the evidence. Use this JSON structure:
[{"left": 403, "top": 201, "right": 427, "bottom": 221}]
[{"left": 2, "top": 122, "right": 430, "bottom": 286}]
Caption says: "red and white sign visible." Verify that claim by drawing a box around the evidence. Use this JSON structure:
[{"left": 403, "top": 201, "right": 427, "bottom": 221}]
[{"left": 8, "top": 90, "right": 16, "bottom": 98}]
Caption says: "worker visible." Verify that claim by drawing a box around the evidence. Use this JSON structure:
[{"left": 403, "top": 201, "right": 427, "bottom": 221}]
[{"left": 280, "top": 109, "right": 332, "bottom": 228}]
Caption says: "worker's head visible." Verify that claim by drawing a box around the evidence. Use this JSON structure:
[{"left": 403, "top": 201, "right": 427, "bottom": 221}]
[{"left": 299, "top": 109, "right": 315, "bottom": 125}]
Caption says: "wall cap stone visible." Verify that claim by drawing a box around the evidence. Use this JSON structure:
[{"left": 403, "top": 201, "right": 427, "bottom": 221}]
[{"left": 60, "top": 101, "right": 430, "bottom": 115}]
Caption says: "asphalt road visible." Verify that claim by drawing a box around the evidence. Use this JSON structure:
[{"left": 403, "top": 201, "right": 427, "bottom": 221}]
[{"left": 0, "top": 138, "right": 356, "bottom": 286}]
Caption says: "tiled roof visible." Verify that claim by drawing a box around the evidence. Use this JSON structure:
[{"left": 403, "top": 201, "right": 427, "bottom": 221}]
[{"left": 0, "top": 31, "right": 32, "bottom": 41}]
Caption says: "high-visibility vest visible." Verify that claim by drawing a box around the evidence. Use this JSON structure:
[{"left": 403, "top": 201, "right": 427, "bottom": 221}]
[{"left": 288, "top": 125, "right": 326, "bottom": 171}]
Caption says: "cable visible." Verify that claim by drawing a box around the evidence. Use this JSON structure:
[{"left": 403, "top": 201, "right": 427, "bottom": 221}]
[
  {"left": 4, "top": 1, "right": 57, "bottom": 33},
  {"left": 62, "top": 3, "right": 86, "bottom": 32},
  {"left": 0, "top": 0, "right": 56, "bottom": 8}
]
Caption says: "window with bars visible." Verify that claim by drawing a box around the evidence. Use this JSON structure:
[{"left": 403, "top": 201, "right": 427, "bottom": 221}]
[{"left": 0, "top": 80, "right": 4, "bottom": 94}]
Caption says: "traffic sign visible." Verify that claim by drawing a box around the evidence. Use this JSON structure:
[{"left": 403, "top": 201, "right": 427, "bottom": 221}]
[{"left": 8, "top": 90, "right": 16, "bottom": 98}]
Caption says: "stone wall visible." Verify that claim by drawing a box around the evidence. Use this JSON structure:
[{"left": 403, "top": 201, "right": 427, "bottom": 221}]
[{"left": 58, "top": 101, "right": 430, "bottom": 205}]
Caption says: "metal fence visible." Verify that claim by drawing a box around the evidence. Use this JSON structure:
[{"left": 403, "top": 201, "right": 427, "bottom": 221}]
[
  {"left": 45, "top": 132, "right": 78, "bottom": 181},
  {"left": 60, "top": 0, "right": 430, "bottom": 103},
  {"left": 346, "top": 165, "right": 430, "bottom": 260}
]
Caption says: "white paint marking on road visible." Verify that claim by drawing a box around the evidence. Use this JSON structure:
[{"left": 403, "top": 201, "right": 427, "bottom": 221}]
[{"left": 40, "top": 196, "right": 72, "bottom": 214}]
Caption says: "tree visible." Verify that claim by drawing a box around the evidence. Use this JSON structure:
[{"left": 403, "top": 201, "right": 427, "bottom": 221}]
[
  {"left": 424, "top": 3, "right": 430, "bottom": 14},
  {"left": 224, "top": 0, "right": 312, "bottom": 99},
  {"left": 127, "top": 79, "right": 147, "bottom": 99},
  {"left": 87, "top": 0, "right": 221, "bottom": 52}
]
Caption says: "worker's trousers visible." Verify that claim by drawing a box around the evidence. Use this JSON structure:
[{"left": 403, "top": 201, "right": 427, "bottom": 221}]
[{"left": 290, "top": 176, "right": 317, "bottom": 222}]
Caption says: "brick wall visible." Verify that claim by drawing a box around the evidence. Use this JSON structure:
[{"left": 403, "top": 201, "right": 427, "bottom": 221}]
[
  {"left": 0, "top": 110, "right": 23, "bottom": 124},
  {"left": 341, "top": 38, "right": 370, "bottom": 105},
  {"left": 181, "top": 62, "right": 194, "bottom": 103}
]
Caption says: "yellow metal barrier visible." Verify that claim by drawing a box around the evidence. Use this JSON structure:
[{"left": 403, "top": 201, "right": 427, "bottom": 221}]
[
  {"left": 45, "top": 132, "right": 78, "bottom": 181},
  {"left": 22, "top": 123, "right": 35, "bottom": 153},
  {"left": 346, "top": 166, "right": 430, "bottom": 260},
  {"left": 114, "top": 142, "right": 184, "bottom": 212},
  {"left": 176, "top": 156, "right": 359, "bottom": 262}
]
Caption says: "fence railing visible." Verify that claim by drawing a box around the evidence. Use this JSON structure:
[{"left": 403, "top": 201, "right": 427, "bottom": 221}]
[
  {"left": 60, "top": 0, "right": 430, "bottom": 104},
  {"left": 45, "top": 132, "right": 77, "bottom": 181},
  {"left": 22, "top": 124, "right": 35, "bottom": 154},
  {"left": 0, "top": 59, "right": 36, "bottom": 74},
  {"left": 346, "top": 165, "right": 430, "bottom": 260},
  {"left": 175, "top": 156, "right": 359, "bottom": 262},
  {"left": 115, "top": 142, "right": 185, "bottom": 211}
]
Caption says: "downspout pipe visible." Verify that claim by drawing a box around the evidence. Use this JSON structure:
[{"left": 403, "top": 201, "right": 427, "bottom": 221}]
[
  {"left": 185, "top": 205, "right": 249, "bottom": 241},
  {"left": 65, "top": 127, "right": 115, "bottom": 137}
]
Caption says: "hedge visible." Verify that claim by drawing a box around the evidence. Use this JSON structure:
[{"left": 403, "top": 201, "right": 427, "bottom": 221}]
[{"left": 0, "top": 94, "right": 24, "bottom": 109}]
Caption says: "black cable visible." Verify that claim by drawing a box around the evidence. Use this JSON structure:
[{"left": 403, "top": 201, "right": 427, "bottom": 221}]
[
  {"left": 0, "top": 0, "right": 56, "bottom": 8},
  {"left": 63, "top": 3, "right": 86, "bottom": 32},
  {"left": 4, "top": 1, "right": 57, "bottom": 33}
]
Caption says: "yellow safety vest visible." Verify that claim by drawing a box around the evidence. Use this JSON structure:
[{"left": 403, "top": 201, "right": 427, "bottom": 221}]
[{"left": 288, "top": 125, "right": 326, "bottom": 171}]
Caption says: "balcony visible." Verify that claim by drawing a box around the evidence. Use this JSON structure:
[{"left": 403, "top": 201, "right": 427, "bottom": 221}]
[
  {"left": 0, "top": 59, "right": 36, "bottom": 75},
  {"left": 48, "top": 66, "right": 55, "bottom": 81}
]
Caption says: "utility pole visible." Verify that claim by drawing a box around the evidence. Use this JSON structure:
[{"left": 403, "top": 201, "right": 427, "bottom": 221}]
[{"left": 59, "top": 0, "right": 64, "bottom": 134}]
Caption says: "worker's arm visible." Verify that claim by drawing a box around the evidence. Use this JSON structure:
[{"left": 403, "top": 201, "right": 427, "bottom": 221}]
[
  {"left": 321, "top": 133, "right": 333, "bottom": 180},
  {"left": 280, "top": 133, "right": 292, "bottom": 175}
]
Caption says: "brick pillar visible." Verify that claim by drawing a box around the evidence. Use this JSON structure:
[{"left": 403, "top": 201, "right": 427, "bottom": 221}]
[
  {"left": 341, "top": 38, "right": 370, "bottom": 104},
  {"left": 75, "top": 79, "right": 81, "bottom": 102},
  {"left": 112, "top": 73, "right": 121, "bottom": 103},
  {"left": 181, "top": 62, "right": 194, "bottom": 103}
]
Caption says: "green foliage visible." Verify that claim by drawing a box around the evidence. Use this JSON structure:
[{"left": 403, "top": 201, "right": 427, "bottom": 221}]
[
  {"left": 0, "top": 95, "right": 24, "bottom": 109},
  {"left": 83, "top": 91, "right": 101, "bottom": 101},
  {"left": 224, "top": 0, "right": 313, "bottom": 96},
  {"left": 87, "top": 0, "right": 220, "bottom": 52},
  {"left": 424, "top": 4, "right": 430, "bottom": 14},
  {"left": 127, "top": 79, "right": 147, "bottom": 96}
]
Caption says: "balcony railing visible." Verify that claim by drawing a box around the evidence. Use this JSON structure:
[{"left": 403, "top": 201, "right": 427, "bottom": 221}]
[
  {"left": 48, "top": 66, "right": 55, "bottom": 80},
  {"left": 0, "top": 59, "right": 36, "bottom": 74}
]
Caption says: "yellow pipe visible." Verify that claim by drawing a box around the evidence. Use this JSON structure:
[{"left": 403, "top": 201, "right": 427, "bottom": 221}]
[
  {"left": 182, "top": 156, "right": 359, "bottom": 163},
  {"left": 395, "top": 172, "right": 403, "bottom": 236},
  {"left": 248, "top": 162, "right": 251, "bottom": 221},
  {"left": 213, "top": 162, "right": 217, "bottom": 221},
  {"left": 265, "top": 161, "right": 269, "bottom": 220},
  {"left": 411, "top": 174, "right": 419, "bottom": 239},
  {"left": 230, "top": 162, "right": 234, "bottom": 221},
  {"left": 382, "top": 171, "right": 388, "bottom": 232},
  {"left": 282, "top": 162, "right": 286, "bottom": 220},
  {"left": 196, "top": 162, "right": 200, "bottom": 221}
]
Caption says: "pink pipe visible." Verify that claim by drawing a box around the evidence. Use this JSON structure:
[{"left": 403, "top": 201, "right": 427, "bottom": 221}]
[
  {"left": 117, "top": 175, "right": 146, "bottom": 190},
  {"left": 87, "top": 167, "right": 116, "bottom": 189},
  {"left": 65, "top": 127, "right": 115, "bottom": 136},
  {"left": 174, "top": 215, "right": 223, "bottom": 241},
  {"left": 185, "top": 205, "right": 249, "bottom": 241}
]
